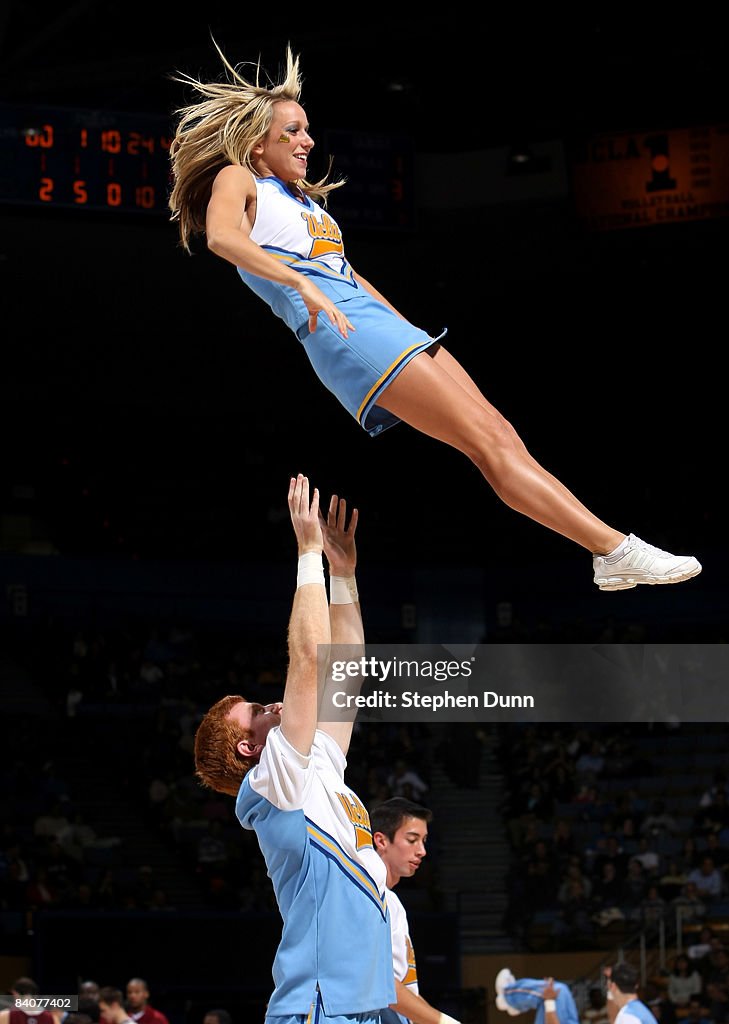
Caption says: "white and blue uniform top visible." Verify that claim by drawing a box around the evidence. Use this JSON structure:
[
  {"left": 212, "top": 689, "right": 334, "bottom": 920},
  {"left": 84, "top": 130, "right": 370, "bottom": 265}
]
[
  {"left": 382, "top": 887, "right": 419, "bottom": 1024},
  {"left": 615, "top": 1001, "right": 659, "bottom": 1024},
  {"left": 244, "top": 175, "right": 358, "bottom": 323},
  {"left": 387, "top": 888, "right": 419, "bottom": 994},
  {"left": 236, "top": 726, "right": 396, "bottom": 1017},
  {"left": 238, "top": 176, "right": 441, "bottom": 437}
]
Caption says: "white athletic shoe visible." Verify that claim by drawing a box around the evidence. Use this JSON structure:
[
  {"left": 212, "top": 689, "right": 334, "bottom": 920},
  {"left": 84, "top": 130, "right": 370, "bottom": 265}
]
[
  {"left": 593, "top": 534, "right": 702, "bottom": 591},
  {"left": 495, "top": 969, "right": 520, "bottom": 1015}
]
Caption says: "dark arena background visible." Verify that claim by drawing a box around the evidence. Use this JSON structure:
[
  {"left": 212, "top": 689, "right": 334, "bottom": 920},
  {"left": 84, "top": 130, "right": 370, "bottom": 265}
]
[{"left": 2, "top": 7, "right": 729, "bottom": 1024}]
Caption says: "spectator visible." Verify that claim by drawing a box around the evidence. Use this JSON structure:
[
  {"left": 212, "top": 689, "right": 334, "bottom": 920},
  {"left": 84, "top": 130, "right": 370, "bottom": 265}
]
[
  {"left": 684, "top": 998, "right": 714, "bottom": 1024},
  {"left": 679, "top": 838, "right": 700, "bottom": 874},
  {"left": 131, "top": 866, "right": 161, "bottom": 910},
  {"left": 58, "top": 811, "right": 121, "bottom": 863},
  {"left": 196, "top": 821, "right": 229, "bottom": 873},
  {"left": 40, "top": 837, "right": 79, "bottom": 896},
  {"left": 633, "top": 884, "right": 667, "bottom": 931},
  {"left": 612, "top": 792, "right": 642, "bottom": 832},
  {"left": 149, "top": 889, "right": 175, "bottom": 912},
  {"left": 98, "top": 989, "right": 134, "bottom": 1024},
  {"left": 705, "top": 834, "right": 729, "bottom": 873},
  {"left": 552, "top": 819, "right": 577, "bottom": 866},
  {"left": 687, "top": 927, "right": 716, "bottom": 963},
  {"left": 696, "top": 936, "right": 728, "bottom": 987},
  {"left": 147, "top": 775, "right": 171, "bottom": 822},
  {"left": 572, "top": 784, "right": 601, "bottom": 813},
  {"left": 620, "top": 858, "right": 647, "bottom": 908},
  {"left": 672, "top": 881, "right": 708, "bottom": 925},
  {"left": 552, "top": 877, "right": 594, "bottom": 947},
  {"left": 67, "top": 882, "right": 97, "bottom": 909},
  {"left": 526, "top": 841, "right": 560, "bottom": 880},
  {"left": 523, "top": 782, "right": 555, "bottom": 822},
  {"left": 94, "top": 868, "right": 121, "bottom": 909},
  {"left": 580, "top": 987, "right": 609, "bottom": 1024},
  {"left": 688, "top": 857, "right": 724, "bottom": 902},
  {"left": 592, "top": 835, "right": 628, "bottom": 881},
  {"left": 203, "top": 1012, "right": 231, "bottom": 1024},
  {"left": 705, "top": 948, "right": 729, "bottom": 1023},
  {"left": 633, "top": 836, "right": 662, "bottom": 877},
  {"left": 641, "top": 800, "right": 678, "bottom": 838},
  {"left": 696, "top": 792, "right": 729, "bottom": 837},
  {"left": 523, "top": 856, "right": 556, "bottom": 910},
  {"left": 25, "top": 867, "right": 58, "bottom": 909},
  {"left": 699, "top": 772, "right": 729, "bottom": 810},
  {"left": 592, "top": 861, "right": 623, "bottom": 909},
  {"left": 33, "top": 799, "right": 72, "bottom": 841},
  {"left": 616, "top": 817, "right": 639, "bottom": 845},
  {"left": 659, "top": 859, "right": 688, "bottom": 901},
  {"left": 79, "top": 983, "right": 100, "bottom": 1003},
  {"left": 667, "top": 954, "right": 703, "bottom": 1008},
  {"left": 0, "top": 978, "right": 56, "bottom": 1024},
  {"left": 387, "top": 761, "right": 428, "bottom": 802},
  {"left": 575, "top": 741, "right": 606, "bottom": 782},
  {"left": 124, "top": 980, "right": 169, "bottom": 1024},
  {"left": 557, "top": 862, "right": 593, "bottom": 905}
]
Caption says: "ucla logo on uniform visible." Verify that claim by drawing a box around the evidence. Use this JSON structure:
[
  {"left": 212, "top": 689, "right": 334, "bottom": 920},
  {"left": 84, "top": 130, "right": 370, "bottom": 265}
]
[
  {"left": 336, "top": 791, "right": 373, "bottom": 850},
  {"left": 403, "top": 934, "right": 418, "bottom": 986},
  {"left": 301, "top": 210, "right": 344, "bottom": 259}
]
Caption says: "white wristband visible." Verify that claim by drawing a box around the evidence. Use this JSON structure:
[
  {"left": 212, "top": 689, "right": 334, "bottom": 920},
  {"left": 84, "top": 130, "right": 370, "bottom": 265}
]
[
  {"left": 544, "top": 1001, "right": 557, "bottom": 1014},
  {"left": 330, "top": 575, "right": 358, "bottom": 604},
  {"left": 297, "top": 551, "right": 325, "bottom": 588},
  {"left": 438, "top": 1015, "right": 460, "bottom": 1024}
]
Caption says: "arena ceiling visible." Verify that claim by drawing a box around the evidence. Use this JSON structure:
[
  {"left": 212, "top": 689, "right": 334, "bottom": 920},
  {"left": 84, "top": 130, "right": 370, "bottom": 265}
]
[{"left": 3, "top": 5, "right": 729, "bottom": 148}]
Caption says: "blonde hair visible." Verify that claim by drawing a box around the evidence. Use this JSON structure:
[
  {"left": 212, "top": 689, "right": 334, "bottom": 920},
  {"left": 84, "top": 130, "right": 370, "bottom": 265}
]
[
  {"left": 168, "top": 42, "right": 344, "bottom": 251},
  {"left": 193, "top": 694, "right": 255, "bottom": 797}
]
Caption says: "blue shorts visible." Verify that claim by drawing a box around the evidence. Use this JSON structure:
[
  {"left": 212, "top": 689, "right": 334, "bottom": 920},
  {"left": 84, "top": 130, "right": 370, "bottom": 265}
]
[
  {"left": 296, "top": 291, "right": 445, "bottom": 437},
  {"left": 268, "top": 998, "right": 384, "bottom": 1024},
  {"left": 380, "top": 1010, "right": 408, "bottom": 1024}
]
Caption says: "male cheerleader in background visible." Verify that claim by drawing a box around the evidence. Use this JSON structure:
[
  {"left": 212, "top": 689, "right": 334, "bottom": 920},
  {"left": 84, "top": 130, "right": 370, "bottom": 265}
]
[
  {"left": 604, "top": 964, "right": 654, "bottom": 1024},
  {"left": 371, "top": 797, "right": 460, "bottom": 1024}
]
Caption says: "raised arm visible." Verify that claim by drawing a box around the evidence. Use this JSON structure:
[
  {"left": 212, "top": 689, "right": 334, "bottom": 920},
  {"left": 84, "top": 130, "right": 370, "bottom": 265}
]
[
  {"left": 279, "top": 474, "right": 330, "bottom": 756},
  {"left": 542, "top": 978, "right": 562, "bottom": 1024},
  {"left": 317, "top": 493, "right": 362, "bottom": 755}
]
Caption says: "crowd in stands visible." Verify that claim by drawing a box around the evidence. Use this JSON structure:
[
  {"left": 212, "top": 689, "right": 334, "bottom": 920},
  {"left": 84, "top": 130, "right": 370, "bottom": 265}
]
[{"left": 497, "top": 723, "right": 729, "bottom": 957}]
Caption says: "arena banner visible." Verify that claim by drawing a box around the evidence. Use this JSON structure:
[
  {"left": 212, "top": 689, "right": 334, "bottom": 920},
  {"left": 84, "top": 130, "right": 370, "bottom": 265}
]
[{"left": 568, "top": 124, "right": 729, "bottom": 230}]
